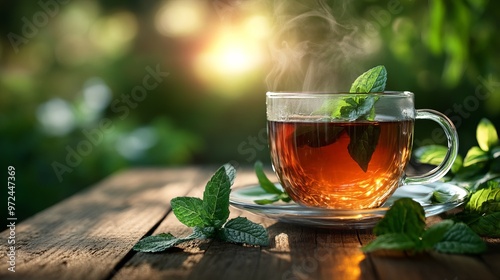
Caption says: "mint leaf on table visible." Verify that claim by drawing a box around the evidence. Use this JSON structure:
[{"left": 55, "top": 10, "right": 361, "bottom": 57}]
[
  {"left": 363, "top": 198, "right": 486, "bottom": 254},
  {"left": 373, "top": 198, "right": 426, "bottom": 240},
  {"left": 202, "top": 164, "right": 234, "bottom": 228},
  {"left": 219, "top": 217, "right": 269, "bottom": 246},
  {"left": 434, "top": 223, "right": 487, "bottom": 254},
  {"left": 133, "top": 163, "right": 269, "bottom": 253},
  {"left": 253, "top": 161, "right": 291, "bottom": 205},
  {"left": 133, "top": 233, "right": 183, "bottom": 253},
  {"left": 362, "top": 233, "right": 417, "bottom": 252},
  {"left": 171, "top": 197, "right": 207, "bottom": 227},
  {"left": 421, "top": 220, "right": 455, "bottom": 249}
]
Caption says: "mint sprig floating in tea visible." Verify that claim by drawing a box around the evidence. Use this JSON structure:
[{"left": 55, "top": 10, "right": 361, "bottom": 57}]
[
  {"left": 133, "top": 164, "right": 269, "bottom": 253},
  {"left": 349, "top": 65, "right": 387, "bottom": 94},
  {"left": 253, "top": 161, "right": 291, "bottom": 205},
  {"left": 362, "top": 198, "right": 487, "bottom": 254},
  {"left": 414, "top": 118, "right": 500, "bottom": 238},
  {"left": 297, "top": 65, "right": 386, "bottom": 172}
]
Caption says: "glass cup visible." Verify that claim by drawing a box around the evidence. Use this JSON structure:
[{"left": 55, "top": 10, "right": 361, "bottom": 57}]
[{"left": 266, "top": 91, "right": 458, "bottom": 210}]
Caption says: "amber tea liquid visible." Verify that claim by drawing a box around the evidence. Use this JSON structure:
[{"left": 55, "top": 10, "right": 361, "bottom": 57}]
[{"left": 268, "top": 119, "right": 414, "bottom": 209}]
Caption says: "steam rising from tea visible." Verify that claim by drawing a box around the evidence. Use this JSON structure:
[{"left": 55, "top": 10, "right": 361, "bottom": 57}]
[{"left": 266, "top": 0, "right": 371, "bottom": 92}]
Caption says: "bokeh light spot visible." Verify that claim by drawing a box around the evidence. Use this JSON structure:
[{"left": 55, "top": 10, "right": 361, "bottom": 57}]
[
  {"left": 155, "top": 0, "right": 208, "bottom": 37},
  {"left": 36, "top": 98, "right": 76, "bottom": 136}
]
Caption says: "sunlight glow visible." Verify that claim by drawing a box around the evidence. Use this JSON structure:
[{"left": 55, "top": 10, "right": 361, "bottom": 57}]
[
  {"left": 196, "top": 30, "right": 264, "bottom": 77},
  {"left": 191, "top": 12, "right": 271, "bottom": 96}
]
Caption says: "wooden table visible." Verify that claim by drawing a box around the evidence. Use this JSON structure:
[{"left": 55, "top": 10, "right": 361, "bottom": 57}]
[{"left": 1, "top": 166, "right": 499, "bottom": 280}]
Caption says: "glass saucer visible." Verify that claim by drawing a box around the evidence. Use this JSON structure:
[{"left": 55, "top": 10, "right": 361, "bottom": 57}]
[{"left": 229, "top": 182, "right": 468, "bottom": 229}]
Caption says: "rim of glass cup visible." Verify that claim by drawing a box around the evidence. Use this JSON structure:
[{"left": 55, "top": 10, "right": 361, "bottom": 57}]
[{"left": 266, "top": 91, "right": 414, "bottom": 98}]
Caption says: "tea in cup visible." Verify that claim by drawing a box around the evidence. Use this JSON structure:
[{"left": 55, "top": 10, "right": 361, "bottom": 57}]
[{"left": 266, "top": 91, "right": 458, "bottom": 209}]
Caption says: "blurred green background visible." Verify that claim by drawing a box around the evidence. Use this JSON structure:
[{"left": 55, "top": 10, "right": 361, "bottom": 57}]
[{"left": 1, "top": 0, "right": 499, "bottom": 222}]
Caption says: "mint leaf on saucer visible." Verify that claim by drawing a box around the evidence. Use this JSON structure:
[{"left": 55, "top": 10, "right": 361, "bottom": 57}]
[
  {"left": 253, "top": 161, "right": 291, "bottom": 204},
  {"left": 254, "top": 161, "right": 282, "bottom": 195}
]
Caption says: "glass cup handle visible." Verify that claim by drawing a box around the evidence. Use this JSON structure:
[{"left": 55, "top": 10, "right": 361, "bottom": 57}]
[{"left": 403, "top": 109, "right": 459, "bottom": 185}]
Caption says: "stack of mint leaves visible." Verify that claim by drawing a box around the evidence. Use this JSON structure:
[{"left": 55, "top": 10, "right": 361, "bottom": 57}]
[{"left": 133, "top": 164, "right": 268, "bottom": 253}]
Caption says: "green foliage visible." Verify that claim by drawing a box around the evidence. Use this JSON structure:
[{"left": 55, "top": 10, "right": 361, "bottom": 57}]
[
  {"left": 133, "top": 164, "right": 269, "bottom": 253},
  {"left": 415, "top": 118, "right": 500, "bottom": 188},
  {"left": 363, "top": 198, "right": 486, "bottom": 254},
  {"left": 415, "top": 118, "right": 500, "bottom": 237}
]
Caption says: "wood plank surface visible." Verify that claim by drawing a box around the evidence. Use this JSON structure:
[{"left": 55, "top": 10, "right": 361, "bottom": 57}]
[
  {"left": 0, "top": 167, "right": 210, "bottom": 280},
  {"left": 1, "top": 167, "right": 499, "bottom": 280}
]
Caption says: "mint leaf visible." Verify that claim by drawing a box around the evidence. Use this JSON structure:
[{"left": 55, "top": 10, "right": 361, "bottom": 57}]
[
  {"left": 133, "top": 233, "right": 183, "bottom": 253},
  {"left": 133, "top": 227, "right": 214, "bottom": 253},
  {"left": 373, "top": 198, "right": 426, "bottom": 240},
  {"left": 192, "top": 226, "right": 216, "bottom": 239},
  {"left": 362, "top": 233, "right": 417, "bottom": 252},
  {"left": 434, "top": 223, "right": 487, "bottom": 254},
  {"left": 414, "top": 145, "right": 463, "bottom": 174},
  {"left": 431, "top": 190, "right": 458, "bottom": 203},
  {"left": 294, "top": 124, "right": 345, "bottom": 147},
  {"left": 254, "top": 198, "right": 280, "bottom": 205},
  {"left": 202, "top": 164, "right": 235, "bottom": 228},
  {"left": 467, "top": 212, "right": 500, "bottom": 238},
  {"left": 347, "top": 124, "right": 381, "bottom": 172},
  {"left": 463, "top": 146, "right": 489, "bottom": 167},
  {"left": 350, "top": 65, "right": 387, "bottom": 93},
  {"left": 458, "top": 186, "right": 500, "bottom": 237},
  {"left": 254, "top": 161, "right": 281, "bottom": 195},
  {"left": 253, "top": 161, "right": 291, "bottom": 204},
  {"left": 465, "top": 187, "right": 500, "bottom": 213},
  {"left": 421, "top": 220, "right": 455, "bottom": 249},
  {"left": 339, "top": 95, "right": 379, "bottom": 121},
  {"left": 219, "top": 217, "right": 269, "bottom": 246},
  {"left": 477, "top": 118, "right": 499, "bottom": 152},
  {"left": 171, "top": 197, "right": 207, "bottom": 227}
]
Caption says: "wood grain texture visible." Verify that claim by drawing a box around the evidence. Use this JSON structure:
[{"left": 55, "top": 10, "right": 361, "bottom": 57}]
[
  {"left": 1, "top": 166, "right": 499, "bottom": 280},
  {"left": 0, "top": 167, "right": 209, "bottom": 280}
]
